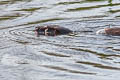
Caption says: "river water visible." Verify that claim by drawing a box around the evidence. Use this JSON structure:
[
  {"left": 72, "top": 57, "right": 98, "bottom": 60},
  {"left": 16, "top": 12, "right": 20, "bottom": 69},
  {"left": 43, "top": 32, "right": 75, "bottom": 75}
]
[{"left": 0, "top": 0, "right": 120, "bottom": 80}]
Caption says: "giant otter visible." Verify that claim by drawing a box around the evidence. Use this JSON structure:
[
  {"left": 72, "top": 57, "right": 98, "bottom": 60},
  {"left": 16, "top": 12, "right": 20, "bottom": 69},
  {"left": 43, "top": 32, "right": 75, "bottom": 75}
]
[
  {"left": 96, "top": 27, "right": 120, "bottom": 36},
  {"left": 35, "top": 25, "right": 72, "bottom": 36}
]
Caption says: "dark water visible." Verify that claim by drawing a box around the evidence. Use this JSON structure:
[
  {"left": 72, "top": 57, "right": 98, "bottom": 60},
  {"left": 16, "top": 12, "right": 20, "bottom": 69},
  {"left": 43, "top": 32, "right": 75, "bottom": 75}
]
[{"left": 0, "top": 0, "right": 120, "bottom": 80}]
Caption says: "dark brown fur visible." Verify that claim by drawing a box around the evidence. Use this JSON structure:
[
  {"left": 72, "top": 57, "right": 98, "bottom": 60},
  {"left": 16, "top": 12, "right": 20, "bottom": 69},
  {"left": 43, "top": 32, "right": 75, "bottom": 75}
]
[
  {"left": 35, "top": 25, "right": 72, "bottom": 36},
  {"left": 105, "top": 28, "right": 120, "bottom": 36}
]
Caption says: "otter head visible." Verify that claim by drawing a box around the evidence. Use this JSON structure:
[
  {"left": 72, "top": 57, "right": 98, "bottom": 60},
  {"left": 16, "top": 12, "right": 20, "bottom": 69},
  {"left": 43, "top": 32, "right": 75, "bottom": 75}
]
[
  {"left": 35, "top": 26, "right": 47, "bottom": 36},
  {"left": 44, "top": 27, "right": 58, "bottom": 36},
  {"left": 35, "top": 26, "right": 58, "bottom": 36}
]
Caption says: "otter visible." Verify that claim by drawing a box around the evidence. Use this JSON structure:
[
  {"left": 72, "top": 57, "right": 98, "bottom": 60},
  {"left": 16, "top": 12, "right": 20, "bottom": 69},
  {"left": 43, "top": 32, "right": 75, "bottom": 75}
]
[
  {"left": 35, "top": 25, "right": 72, "bottom": 36},
  {"left": 96, "top": 27, "right": 120, "bottom": 36}
]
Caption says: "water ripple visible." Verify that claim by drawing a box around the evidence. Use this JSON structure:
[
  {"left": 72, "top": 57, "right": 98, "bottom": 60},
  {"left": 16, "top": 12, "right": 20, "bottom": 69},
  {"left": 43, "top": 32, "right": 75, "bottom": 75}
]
[{"left": 1, "top": 0, "right": 120, "bottom": 80}]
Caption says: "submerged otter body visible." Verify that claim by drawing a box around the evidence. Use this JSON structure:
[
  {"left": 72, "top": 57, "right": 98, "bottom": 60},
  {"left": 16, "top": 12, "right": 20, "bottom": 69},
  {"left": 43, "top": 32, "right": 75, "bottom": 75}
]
[
  {"left": 35, "top": 25, "right": 72, "bottom": 36},
  {"left": 96, "top": 27, "right": 120, "bottom": 36}
]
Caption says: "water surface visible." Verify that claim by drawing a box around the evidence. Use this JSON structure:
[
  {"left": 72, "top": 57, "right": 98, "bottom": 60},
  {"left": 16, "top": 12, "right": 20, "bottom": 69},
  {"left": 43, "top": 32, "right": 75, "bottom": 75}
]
[{"left": 0, "top": 0, "right": 120, "bottom": 80}]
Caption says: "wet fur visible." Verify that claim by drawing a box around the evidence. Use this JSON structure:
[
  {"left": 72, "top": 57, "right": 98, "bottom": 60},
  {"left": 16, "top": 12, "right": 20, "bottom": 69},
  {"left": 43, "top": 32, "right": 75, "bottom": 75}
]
[{"left": 35, "top": 25, "right": 72, "bottom": 36}]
